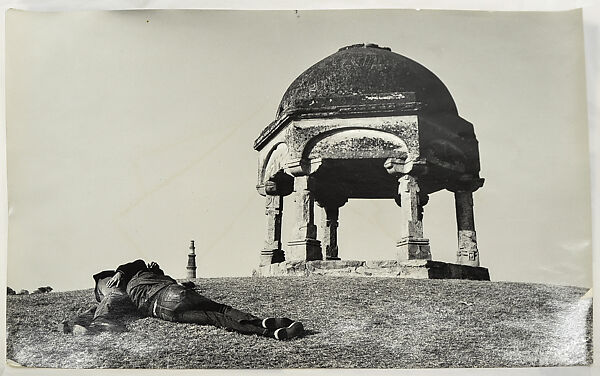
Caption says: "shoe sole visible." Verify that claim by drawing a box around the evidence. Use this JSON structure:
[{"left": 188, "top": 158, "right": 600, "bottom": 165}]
[
  {"left": 262, "top": 317, "right": 294, "bottom": 329},
  {"left": 274, "top": 321, "right": 304, "bottom": 340}
]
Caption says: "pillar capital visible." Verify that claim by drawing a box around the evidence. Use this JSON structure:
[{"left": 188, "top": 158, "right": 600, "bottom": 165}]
[
  {"left": 384, "top": 158, "right": 428, "bottom": 177},
  {"left": 257, "top": 171, "right": 295, "bottom": 197},
  {"left": 286, "top": 157, "right": 323, "bottom": 177},
  {"left": 447, "top": 176, "right": 485, "bottom": 193},
  {"left": 316, "top": 196, "right": 348, "bottom": 211}
]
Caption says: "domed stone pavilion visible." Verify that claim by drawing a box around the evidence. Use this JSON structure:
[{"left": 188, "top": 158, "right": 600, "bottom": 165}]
[{"left": 254, "top": 43, "right": 488, "bottom": 280}]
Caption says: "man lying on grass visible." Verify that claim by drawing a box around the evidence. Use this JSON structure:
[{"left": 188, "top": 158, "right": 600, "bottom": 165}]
[{"left": 62, "top": 259, "right": 304, "bottom": 340}]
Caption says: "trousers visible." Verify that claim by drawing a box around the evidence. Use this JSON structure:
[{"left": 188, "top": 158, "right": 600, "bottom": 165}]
[
  {"left": 94, "top": 276, "right": 136, "bottom": 320},
  {"left": 149, "top": 284, "right": 268, "bottom": 336},
  {"left": 59, "top": 276, "right": 135, "bottom": 334}
]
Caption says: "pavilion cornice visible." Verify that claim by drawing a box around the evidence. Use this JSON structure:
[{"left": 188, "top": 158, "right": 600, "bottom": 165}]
[{"left": 254, "top": 94, "right": 424, "bottom": 150}]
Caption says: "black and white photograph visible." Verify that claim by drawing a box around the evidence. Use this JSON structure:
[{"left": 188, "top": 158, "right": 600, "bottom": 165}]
[{"left": 2, "top": 4, "right": 596, "bottom": 373}]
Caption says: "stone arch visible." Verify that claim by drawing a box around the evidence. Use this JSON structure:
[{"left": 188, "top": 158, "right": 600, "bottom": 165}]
[
  {"left": 302, "top": 128, "right": 409, "bottom": 161},
  {"left": 261, "top": 142, "right": 290, "bottom": 184}
]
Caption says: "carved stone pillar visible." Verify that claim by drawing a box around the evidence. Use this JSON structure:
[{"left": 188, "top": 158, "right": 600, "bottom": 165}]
[
  {"left": 317, "top": 197, "right": 347, "bottom": 260},
  {"left": 287, "top": 176, "right": 322, "bottom": 261},
  {"left": 396, "top": 174, "right": 431, "bottom": 260},
  {"left": 454, "top": 191, "right": 479, "bottom": 266},
  {"left": 260, "top": 195, "right": 285, "bottom": 266},
  {"left": 322, "top": 206, "right": 340, "bottom": 260}
]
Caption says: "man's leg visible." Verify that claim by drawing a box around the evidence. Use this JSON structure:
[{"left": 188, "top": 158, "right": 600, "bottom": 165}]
[
  {"left": 61, "top": 278, "right": 134, "bottom": 335},
  {"left": 152, "top": 285, "right": 304, "bottom": 339},
  {"left": 174, "top": 307, "right": 304, "bottom": 340},
  {"left": 176, "top": 291, "right": 304, "bottom": 339},
  {"left": 175, "top": 308, "right": 268, "bottom": 336},
  {"left": 179, "top": 289, "right": 297, "bottom": 329},
  {"left": 88, "top": 277, "right": 136, "bottom": 333},
  {"left": 150, "top": 286, "right": 264, "bottom": 333},
  {"left": 59, "top": 305, "right": 96, "bottom": 334}
]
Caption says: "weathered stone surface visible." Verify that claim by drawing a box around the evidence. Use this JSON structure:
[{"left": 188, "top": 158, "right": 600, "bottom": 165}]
[
  {"left": 397, "top": 259, "right": 430, "bottom": 267},
  {"left": 254, "top": 260, "right": 489, "bottom": 281},
  {"left": 283, "top": 117, "right": 420, "bottom": 175},
  {"left": 395, "top": 175, "right": 431, "bottom": 261},
  {"left": 306, "top": 260, "right": 364, "bottom": 271},
  {"left": 254, "top": 43, "right": 458, "bottom": 150},
  {"left": 261, "top": 195, "right": 284, "bottom": 266},
  {"left": 265, "top": 259, "right": 308, "bottom": 277},
  {"left": 317, "top": 201, "right": 347, "bottom": 260},
  {"left": 426, "top": 260, "right": 490, "bottom": 280},
  {"left": 18, "top": 289, "right": 29, "bottom": 295},
  {"left": 262, "top": 143, "right": 290, "bottom": 183},
  {"left": 454, "top": 190, "right": 479, "bottom": 266},
  {"left": 287, "top": 176, "right": 322, "bottom": 261},
  {"left": 397, "top": 264, "right": 430, "bottom": 279},
  {"left": 287, "top": 239, "right": 322, "bottom": 262},
  {"left": 7, "top": 287, "right": 15, "bottom": 295},
  {"left": 365, "top": 260, "right": 399, "bottom": 268},
  {"left": 307, "top": 129, "right": 410, "bottom": 160},
  {"left": 254, "top": 44, "right": 485, "bottom": 277}
]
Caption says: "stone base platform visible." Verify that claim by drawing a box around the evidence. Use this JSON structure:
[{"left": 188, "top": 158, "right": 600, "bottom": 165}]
[{"left": 253, "top": 259, "right": 490, "bottom": 281}]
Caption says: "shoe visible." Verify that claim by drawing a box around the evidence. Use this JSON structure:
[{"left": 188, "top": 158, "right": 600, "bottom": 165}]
[
  {"left": 72, "top": 324, "right": 89, "bottom": 336},
  {"left": 89, "top": 317, "right": 127, "bottom": 333},
  {"left": 273, "top": 321, "right": 304, "bottom": 340},
  {"left": 262, "top": 317, "right": 294, "bottom": 329},
  {"left": 58, "top": 320, "right": 74, "bottom": 334}
]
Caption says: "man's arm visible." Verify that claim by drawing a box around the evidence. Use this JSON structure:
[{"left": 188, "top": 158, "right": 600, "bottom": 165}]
[
  {"left": 105, "top": 259, "right": 147, "bottom": 288},
  {"left": 105, "top": 271, "right": 123, "bottom": 288},
  {"left": 116, "top": 259, "right": 147, "bottom": 276},
  {"left": 147, "top": 261, "right": 165, "bottom": 276}
]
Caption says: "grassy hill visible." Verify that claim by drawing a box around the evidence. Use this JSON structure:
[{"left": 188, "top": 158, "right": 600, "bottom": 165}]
[{"left": 5, "top": 276, "right": 593, "bottom": 369}]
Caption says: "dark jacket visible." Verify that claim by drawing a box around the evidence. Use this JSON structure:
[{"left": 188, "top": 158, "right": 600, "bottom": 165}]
[
  {"left": 93, "top": 270, "right": 118, "bottom": 302},
  {"left": 116, "top": 259, "right": 177, "bottom": 314}
]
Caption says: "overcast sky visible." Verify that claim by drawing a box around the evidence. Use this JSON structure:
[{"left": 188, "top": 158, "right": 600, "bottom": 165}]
[{"left": 5, "top": 9, "right": 591, "bottom": 291}]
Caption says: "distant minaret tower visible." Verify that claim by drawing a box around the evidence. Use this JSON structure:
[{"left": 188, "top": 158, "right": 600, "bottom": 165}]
[{"left": 187, "top": 240, "right": 197, "bottom": 279}]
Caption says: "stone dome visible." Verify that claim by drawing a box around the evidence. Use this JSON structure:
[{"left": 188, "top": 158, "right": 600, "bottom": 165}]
[{"left": 276, "top": 43, "right": 458, "bottom": 118}]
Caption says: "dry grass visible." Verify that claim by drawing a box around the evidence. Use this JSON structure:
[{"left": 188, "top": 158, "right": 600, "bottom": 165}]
[{"left": 6, "top": 276, "right": 593, "bottom": 369}]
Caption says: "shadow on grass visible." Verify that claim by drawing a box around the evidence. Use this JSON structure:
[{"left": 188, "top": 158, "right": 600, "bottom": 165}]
[{"left": 300, "top": 329, "right": 320, "bottom": 338}]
